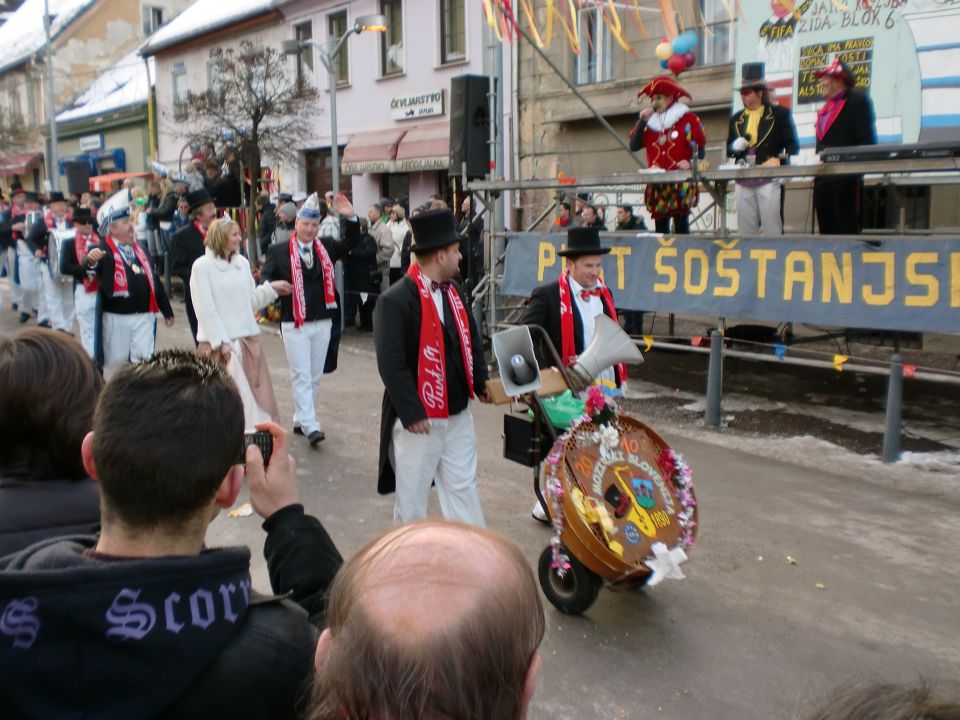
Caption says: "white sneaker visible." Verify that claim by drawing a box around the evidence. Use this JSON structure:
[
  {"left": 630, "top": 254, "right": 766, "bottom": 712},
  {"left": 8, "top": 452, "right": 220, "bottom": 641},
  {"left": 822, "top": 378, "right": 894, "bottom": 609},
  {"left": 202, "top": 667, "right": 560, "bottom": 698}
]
[{"left": 531, "top": 500, "right": 549, "bottom": 524}]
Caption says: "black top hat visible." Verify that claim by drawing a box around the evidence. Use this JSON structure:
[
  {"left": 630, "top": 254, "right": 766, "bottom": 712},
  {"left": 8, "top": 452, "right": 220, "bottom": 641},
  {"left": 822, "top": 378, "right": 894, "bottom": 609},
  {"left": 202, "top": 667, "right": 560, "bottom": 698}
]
[
  {"left": 558, "top": 226, "right": 610, "bottom": 257},
  {"left": 409, "top": 208, "right": 460, "bottom": 254},
  {"left": 23, "top": 191, "right": 38, "bottom": 203},
  {"left": 738, "top": 62, "right": 767, "bottom": 91},
  {"left": 185, "top": 188, "right": 214, "bottom": 212},
  {"left": 10, "top": 182, "right": 25, "bottom": 196},
  {"left": 48, "top": 191, "right": 66, "bottom": 203},
  {"left": 73, "top": 207, "right": 94, "bottom": 223}
]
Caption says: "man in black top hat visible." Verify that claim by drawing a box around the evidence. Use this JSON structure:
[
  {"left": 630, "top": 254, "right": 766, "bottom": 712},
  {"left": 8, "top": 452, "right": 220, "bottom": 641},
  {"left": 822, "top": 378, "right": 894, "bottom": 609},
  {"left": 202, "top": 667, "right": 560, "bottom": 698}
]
[
  {"left": 1, "top": 182, "right": 26, "bottom": 313},
  {"left": 170, "top": 187, "right": 217, "bottom": 343},
  {"left": 520, "top": 226, "right": 626, "bottom": 522},
  {"left": 813, "top": 57, "right": 876, "bottom": 234},
  {"left": 373, "top": 208, "right": 489, "bottom": 526},
  {"left": 727, "top": 62, "right": 798, "bottom": 235},
  {"left": 25, "top": 190, "right": 76, "bottom": 333},
  {"left": 59, "top": 207, "right": 101, "bottom": 357}
]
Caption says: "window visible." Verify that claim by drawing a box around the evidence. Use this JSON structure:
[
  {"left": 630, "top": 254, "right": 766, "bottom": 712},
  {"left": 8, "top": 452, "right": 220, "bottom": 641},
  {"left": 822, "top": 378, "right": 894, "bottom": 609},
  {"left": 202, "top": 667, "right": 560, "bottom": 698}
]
[
  {"left": 8, "top": 87, "right": 21, "bottom": 122},
  {"left": 295, "top": 21, "right": 314, "bottom": 85},
  {"left": 172, "top": 65, "right": 188, "bottom": 120},
  {"left": 574, "top": 6, "right": 614, "bottom": 85},
  {"left": 25, "top": 80, "right": 36, "bottom": 122},
  {"left": 380, "top": 0, "right": 404, "bottom": 76},
  {"left": 206, "top": 60, "right": 224, "bottom": 107},
  {"left": 440, "top": 0, "right": 465, "bottom": 64},
  {"left": 326, "top": 13, "right": 348, "bottom": 85},
  {"left": 142, "top": 5, "right": 164, "bottom": 35},
  {"left": 698, "top": 0, "right": 735, "bottom": 66}
]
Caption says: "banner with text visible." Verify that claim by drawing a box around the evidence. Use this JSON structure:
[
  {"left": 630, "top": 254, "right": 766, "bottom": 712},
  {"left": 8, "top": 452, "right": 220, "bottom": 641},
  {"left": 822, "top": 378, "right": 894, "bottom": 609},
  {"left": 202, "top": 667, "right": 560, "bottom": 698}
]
[{"left": 501, "top": 233, "right": 960, "bottom": 334}]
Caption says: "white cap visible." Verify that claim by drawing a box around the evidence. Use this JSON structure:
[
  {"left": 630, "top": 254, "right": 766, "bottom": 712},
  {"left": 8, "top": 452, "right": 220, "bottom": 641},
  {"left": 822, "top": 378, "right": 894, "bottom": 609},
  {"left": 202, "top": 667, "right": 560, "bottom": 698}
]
[{"left": 297, "top": 192, "right": 322, "bottom": 219}]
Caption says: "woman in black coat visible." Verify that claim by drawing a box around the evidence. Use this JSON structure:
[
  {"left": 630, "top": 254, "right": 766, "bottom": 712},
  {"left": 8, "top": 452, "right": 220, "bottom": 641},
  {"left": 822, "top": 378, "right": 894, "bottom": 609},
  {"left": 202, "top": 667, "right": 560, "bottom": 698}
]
[{"left": 343, "top": 219, "right": 381, "bottom": 331}]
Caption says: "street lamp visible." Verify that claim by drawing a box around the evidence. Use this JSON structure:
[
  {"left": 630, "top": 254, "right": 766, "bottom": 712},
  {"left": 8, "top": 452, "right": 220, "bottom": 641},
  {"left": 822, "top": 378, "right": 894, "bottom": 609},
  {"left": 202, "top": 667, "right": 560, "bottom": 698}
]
[{"left": 283, "top": 14, "right": 386, "bottom": 198}]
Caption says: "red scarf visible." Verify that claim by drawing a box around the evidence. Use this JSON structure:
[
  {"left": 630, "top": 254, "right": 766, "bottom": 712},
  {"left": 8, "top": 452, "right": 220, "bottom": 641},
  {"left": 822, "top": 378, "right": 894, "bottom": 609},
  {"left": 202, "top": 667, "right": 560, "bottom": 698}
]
[
  {"left": 289, "top": 232, "right": 336, "bottom": 328},
  {"left": 408, "top": 264, "right": 474, "bottom": 420},
  {"left": 74, "top": 231, "right": 99, "bottom": 293},
  {"left": 193, "top": 221, "right": 207, "bottom": 238},
  {"left": 816, "top": 92, "right": 847, "bottom": 141},
  {"left": 558, "top": 270, "right": 626, "bottom": 383},
  {"left": 105, "top": 236, "right": 159, "bottom": 313}
]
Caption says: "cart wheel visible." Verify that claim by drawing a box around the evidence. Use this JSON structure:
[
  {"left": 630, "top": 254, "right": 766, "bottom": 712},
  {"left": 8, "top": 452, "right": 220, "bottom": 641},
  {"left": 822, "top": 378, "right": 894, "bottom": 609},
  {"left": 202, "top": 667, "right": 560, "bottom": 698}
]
[{"left": 538, "top": 544, "right": 602, "bottom": 615}]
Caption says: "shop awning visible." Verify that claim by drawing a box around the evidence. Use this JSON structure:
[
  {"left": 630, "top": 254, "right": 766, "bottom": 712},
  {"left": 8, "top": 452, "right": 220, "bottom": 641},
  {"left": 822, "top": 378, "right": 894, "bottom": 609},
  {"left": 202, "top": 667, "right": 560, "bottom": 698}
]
[
  {"left": 341, "top": 128, "right": 407, "bottom": 175},
  {"left": 395, "top": 122, "right": 450, "bottom": 172},
  {"left": 0, "top": 152, "right": 43, "bottom": 176},
  {"left": 89, "top": 171, "right": 153, "bottom": 192}
]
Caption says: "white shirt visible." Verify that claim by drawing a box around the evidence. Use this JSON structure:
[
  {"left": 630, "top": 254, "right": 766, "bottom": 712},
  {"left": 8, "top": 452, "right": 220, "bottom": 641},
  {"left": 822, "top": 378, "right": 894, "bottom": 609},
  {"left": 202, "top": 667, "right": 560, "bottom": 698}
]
[
  {"left": 429, "top": 284, "right": 445, "bottom": 325},
  {"left": 567, "top": 274, "right": 616, "bottom": 388}
]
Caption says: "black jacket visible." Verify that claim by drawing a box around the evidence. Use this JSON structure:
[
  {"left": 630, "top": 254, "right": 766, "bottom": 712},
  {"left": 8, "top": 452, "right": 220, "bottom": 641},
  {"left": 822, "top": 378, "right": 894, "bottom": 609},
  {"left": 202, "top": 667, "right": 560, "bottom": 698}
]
[
  {"left": 344, "top": 231, "right": 380, "bottom": 294},
  {"left": 59, "top": 232, "right": 102, "bottom": 286},
  {"left": 615, "top": 215, "right": 646, "bottom": 231},
  {"left": 155, "top": 191, "right": 181, "bottom": 223},
  {"left": 520, "top": 279, "right": 622, "bottom": 384},
  {"left": 0, "top": 475, "right": 100, "bottom": 557},
  {"left": 727, "top": 101, "right": 799, "bottom": 165},
  {"left": 257, "top": 203, "right": 277, "bottom": 256},
  {"left": 0, "top": 503, "right": 341, "bottom": 720},
  {"left": 90, "top": 241, "right": 173, "bottom": 318},
  {"left": 259, "top": 218, "right": 361, "bottom": 325},
  {"left": 373, "top": 275, "right": 488, "bottom": 495},
  {"left": 170, "top": 223, "right": 205, "bottom": 283},
  {"left": 815, "top": 88, "right": 876, "bottom": 153}
]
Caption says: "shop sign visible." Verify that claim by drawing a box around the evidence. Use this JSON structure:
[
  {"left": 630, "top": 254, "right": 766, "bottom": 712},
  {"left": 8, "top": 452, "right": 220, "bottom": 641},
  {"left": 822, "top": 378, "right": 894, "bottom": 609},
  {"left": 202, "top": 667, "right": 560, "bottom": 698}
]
[
  {"left": 79, "top": 134, "right": 104, "bottom": 152},
  {"left": 390, "top": 90, "right": 444, "bottom": 121}
]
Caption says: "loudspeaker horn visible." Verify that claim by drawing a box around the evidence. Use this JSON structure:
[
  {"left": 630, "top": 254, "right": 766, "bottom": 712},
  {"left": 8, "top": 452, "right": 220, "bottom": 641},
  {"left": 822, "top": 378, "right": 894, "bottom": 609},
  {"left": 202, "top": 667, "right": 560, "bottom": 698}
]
[
  {"left": 492, "top": 325, "right": 542, "bottom": 397},
  {"left": 572, "top": 314, "right": 643, "bottom": 383}
]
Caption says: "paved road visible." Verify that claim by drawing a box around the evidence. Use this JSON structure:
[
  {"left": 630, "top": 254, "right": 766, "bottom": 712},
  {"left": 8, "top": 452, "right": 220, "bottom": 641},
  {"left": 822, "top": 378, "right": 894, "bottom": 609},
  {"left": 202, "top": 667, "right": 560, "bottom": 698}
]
[{"left": 3, "top": 282, "right": 958, "bottom": 719}]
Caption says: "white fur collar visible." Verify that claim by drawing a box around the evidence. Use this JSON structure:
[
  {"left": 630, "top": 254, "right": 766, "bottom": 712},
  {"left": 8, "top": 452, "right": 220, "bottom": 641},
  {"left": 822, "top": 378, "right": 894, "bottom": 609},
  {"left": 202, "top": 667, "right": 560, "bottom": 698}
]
[{"left": 647, "top": 102, "right": 690, "bottom": 132}]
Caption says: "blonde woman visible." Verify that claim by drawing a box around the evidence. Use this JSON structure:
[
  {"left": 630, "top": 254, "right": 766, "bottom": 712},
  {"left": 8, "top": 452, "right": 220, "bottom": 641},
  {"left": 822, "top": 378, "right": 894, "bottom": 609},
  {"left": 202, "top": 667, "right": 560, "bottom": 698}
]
[
  {"left": 385, "top": 204, "right": 410, "bottom": 284},
  {"left": 190, "top": 218, "right": 293, "bottom": 429}
]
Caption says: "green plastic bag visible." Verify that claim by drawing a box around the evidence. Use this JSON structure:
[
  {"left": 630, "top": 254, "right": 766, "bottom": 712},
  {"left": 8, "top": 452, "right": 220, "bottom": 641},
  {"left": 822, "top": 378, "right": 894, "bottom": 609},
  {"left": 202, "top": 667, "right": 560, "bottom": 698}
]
[{"left": 532, "top": 389, "right": 586, "bottom": 430}]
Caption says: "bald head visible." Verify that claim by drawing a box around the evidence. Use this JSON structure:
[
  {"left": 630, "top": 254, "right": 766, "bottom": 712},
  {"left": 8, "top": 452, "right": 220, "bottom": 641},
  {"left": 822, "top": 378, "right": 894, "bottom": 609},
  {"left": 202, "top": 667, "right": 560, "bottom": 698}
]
[{"left": 310, "top": 521, "right": 544, "bottom": 720}]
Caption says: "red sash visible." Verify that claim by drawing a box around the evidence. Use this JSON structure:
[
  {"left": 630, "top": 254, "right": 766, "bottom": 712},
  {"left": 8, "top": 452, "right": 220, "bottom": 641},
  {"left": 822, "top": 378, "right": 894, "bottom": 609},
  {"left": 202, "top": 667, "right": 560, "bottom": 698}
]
[
  {"left": 816, "top": 94, "right": 847, "bottom": 142},
  {"left": 558, "top": 271, "right": 626, "bottom": 383},
  {"left": 74, "top": 231, "right": 99, "bottom": 293},
  {"left": 408, "top": 264, "right": 474, "bottom": 420},
  {"left": 193, "top": 221, "right": 207, "bottom": 238},
  {"left": 104, "top": 236, "right": 159, "bottom": 313},
  {"left": 288, "top": 232, "right": 336, "bottom": 328}
]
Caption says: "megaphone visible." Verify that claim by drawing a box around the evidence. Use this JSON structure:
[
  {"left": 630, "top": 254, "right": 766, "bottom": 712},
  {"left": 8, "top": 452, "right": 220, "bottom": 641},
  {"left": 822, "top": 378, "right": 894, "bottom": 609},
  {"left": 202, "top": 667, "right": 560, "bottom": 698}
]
[
  {"left": 492, "top": 325, "right": 542, "bottom": 396},
  {"left": 572, "top": 314, "right": 643, "bottom": 384}
]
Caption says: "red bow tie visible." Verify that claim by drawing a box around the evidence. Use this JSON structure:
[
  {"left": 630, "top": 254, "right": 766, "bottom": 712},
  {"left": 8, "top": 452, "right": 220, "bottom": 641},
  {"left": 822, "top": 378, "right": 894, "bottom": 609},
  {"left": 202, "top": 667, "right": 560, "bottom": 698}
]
[
  {"left": 431, "top": 280, "right": 451, "bottom": 292},
  {"left": 580, "top": 288, "right": 601, "bottom": 299}
]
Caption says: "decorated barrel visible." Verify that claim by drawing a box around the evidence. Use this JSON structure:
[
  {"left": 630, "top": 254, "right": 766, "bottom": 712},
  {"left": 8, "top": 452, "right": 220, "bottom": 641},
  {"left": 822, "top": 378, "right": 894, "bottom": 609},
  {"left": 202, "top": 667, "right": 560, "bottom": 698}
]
[{"left": 542, "top": 398, "right": 698, "bottom": 585}]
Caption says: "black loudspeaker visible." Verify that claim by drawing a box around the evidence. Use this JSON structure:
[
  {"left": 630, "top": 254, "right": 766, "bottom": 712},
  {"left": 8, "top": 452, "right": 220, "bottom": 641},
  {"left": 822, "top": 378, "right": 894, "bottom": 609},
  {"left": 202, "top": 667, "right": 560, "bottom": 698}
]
[
  {"left": 449, "top": 74, "right": 491, "bottom": 179},
  {"left": 65, "top": 161, "right": 91, "bottom": 196}
]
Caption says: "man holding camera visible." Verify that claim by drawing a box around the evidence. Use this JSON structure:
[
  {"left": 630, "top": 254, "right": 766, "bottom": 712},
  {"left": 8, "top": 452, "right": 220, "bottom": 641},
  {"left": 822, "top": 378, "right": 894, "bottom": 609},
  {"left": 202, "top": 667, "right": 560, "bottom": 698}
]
[{"left": 0, "top": 351, "right": 342, "bottom": 719}]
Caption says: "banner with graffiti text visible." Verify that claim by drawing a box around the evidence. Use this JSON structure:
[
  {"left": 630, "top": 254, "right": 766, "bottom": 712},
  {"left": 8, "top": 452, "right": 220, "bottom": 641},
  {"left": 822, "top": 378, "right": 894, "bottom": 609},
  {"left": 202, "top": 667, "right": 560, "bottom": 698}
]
[
  {"left": 501, "top": 233, "right": 960, "bottom": 334},
  {"left": 736, "top": 1, "right": 960, "bottom": 161}
]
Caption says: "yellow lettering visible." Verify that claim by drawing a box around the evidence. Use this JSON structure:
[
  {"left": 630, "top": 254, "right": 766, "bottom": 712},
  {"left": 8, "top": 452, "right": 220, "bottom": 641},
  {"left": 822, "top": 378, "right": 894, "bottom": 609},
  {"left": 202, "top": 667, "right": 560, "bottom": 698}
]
[
  {"left": 783, "top": 251, "right": 814, "bottom": 302},
  {"left": 750, "top": 249, "right": 777, "bottom": 299},
  {"left": 861, "top": 252, "right": 895, "bottom": 306},
  {"left": 609, "top": 246, "right": 631, "bottom": 291},
  {"left": 821, "top": 252, "right": 853, "bottom": 304},
  {"left": 537, "top": 242, "right": 556, "bottom": 282},
  {"left": 654, "top": 242, "right": 678, "bottom": 293},
  {"left": 953, "top": 253, "right": 960, "bottom": 308},
  {"left": 905, "top": 252, "right": 939, "bottom": 308},
  {"left": 684, "top": 249, "right": 709, "bottom": 295},
  {"left": 714, "top": 248, "right": 741, "bottom": 297}
]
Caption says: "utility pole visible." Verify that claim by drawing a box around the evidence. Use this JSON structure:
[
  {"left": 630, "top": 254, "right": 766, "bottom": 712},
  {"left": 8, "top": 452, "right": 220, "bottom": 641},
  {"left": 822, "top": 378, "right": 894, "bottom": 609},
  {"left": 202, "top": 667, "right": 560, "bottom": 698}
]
[{"left": 43, "top": 0, "right": 59, "bottom": 190}]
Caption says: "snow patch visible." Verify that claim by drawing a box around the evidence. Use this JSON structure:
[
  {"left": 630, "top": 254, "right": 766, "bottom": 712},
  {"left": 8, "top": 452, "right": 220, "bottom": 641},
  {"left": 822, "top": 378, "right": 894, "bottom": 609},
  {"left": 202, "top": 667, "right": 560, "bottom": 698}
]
[
  {"left": 57, "top": 51, "right": 153, "bottom": 123},
  {"left": 141, "top": 0, "right": 278, "bottom": 55},
  {"left": 0, "top": 0, "right": 97, "bottom": 75}
]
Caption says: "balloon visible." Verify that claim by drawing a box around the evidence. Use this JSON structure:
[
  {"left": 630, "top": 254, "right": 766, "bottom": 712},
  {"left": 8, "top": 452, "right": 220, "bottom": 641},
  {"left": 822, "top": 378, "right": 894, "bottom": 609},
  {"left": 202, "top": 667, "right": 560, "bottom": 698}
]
[
  {"left": 668, "top": 54, "right": 687, "bottom": 74},
  {"left": 771, "top": 0, "right": 791, "bottom": 18},
  {"left": 655, "top": 42, "right": 673, "bottom": 61},
  {"left": 671, "top": 36, "right": 686, "bottom": 54},
  {"left": 660, "top": 59, "right": 669, "bottom": 69},
  {"left": 683, "top": 51, "right": 696, "bottom": 68},
  {"left": 682, "top": 29, "right": 699, "bottom": 48}
]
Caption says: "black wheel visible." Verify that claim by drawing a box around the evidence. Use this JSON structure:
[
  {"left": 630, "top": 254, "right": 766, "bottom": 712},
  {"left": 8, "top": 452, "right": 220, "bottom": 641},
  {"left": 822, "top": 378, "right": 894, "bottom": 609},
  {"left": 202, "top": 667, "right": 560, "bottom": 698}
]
[{"left": 538, "top": 544, "right": 602, "bottom": 615}]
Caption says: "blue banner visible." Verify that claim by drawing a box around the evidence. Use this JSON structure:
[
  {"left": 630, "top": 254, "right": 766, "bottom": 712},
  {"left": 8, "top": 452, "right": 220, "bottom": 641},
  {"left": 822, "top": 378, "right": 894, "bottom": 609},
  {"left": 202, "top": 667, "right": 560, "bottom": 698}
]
[{"left": 501, "top": 233, "right": 960, "bottom": 334}]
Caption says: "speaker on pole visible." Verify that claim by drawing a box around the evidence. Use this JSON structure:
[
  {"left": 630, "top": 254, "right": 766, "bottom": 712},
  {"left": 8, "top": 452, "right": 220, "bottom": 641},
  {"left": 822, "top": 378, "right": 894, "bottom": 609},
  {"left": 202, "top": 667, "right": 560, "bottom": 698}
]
[
  {"left": 449, "top": 74, "right": 491, "bottom": 179},
  {"left": 64, "top": 161, "right": 91, "bottom": 196}
]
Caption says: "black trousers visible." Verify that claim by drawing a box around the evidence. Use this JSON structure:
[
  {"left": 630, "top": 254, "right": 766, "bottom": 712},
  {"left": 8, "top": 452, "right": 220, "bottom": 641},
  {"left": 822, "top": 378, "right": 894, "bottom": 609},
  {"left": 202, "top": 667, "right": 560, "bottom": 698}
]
[
  {"left": 654, "top": 214, "right": 690, "bottom": 234},
  {"left": 814, "top": 175, "right": 864, "bottom": 235}
]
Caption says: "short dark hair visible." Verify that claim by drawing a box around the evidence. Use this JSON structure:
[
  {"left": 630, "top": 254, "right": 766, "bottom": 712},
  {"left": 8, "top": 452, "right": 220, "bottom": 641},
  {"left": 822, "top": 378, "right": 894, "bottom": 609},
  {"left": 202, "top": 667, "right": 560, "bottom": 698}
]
[
  {"left": 92, "top": 350, "right": 243, "bottom": 529},
  {"left": 0, "top": 329, "right": 103, "bottom": 479},
  {"left": 369, "top": 202, "right": 382, "bottom": 214},
  {"left": 559, "top": 202, "right": 571, "bottom": 212},
  {"left": 805, "top": 682, "right": 960, "bottom": 720},
  {"left": 617, "top": 204, "right": 633, "bottom": 214}
]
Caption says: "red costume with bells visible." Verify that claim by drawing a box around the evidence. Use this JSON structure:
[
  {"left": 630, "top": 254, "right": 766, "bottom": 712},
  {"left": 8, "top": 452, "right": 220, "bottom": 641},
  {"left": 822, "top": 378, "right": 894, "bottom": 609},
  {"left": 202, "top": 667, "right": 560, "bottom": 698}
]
[{"left": 629, "top": 76, "right": 706, "bottom": 228}]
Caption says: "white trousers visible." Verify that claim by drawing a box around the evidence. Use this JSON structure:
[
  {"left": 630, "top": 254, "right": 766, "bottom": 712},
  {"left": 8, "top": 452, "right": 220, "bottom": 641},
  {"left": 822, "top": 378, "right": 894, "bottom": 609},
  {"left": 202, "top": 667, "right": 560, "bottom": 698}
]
[
  {"left": 74, "top": 285, "right": 98, "bottom": 358},
  {"left": 280, "top": 319, "right": 331, "bottom": 434},
  {"left": 41, "top": 267, "right": 75, "bottom": 331},
  {"left": 736, "top": 181, "right": 782, "bottom": 236},
  {"left": 3, "top": 247, "right": 20, "bottom": 307},
  {"left": 391, "top": 409, "right": 486, "bottom": 527},
  {"left": 15, "top": 245, "right": 45, "bottom": 320},
  {"left": 103, "top": 312, "right": 156, "bottom": 380}
]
